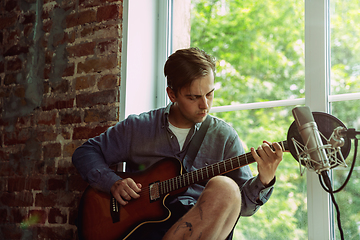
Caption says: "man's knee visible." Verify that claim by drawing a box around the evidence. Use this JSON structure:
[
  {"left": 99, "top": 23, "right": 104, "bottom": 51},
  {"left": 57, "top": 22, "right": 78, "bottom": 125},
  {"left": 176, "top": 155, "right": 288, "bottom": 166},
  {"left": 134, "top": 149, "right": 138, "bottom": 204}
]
[{"left": 205, "top": 176, "right": 241, "bottom": 205}]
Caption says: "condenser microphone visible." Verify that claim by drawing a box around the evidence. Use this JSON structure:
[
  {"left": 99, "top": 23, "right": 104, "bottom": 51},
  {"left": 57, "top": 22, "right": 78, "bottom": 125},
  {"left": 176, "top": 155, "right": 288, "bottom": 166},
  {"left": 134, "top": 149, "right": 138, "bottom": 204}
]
[{"left": 292, "top": 106, "right": 330, "bottom": 173}]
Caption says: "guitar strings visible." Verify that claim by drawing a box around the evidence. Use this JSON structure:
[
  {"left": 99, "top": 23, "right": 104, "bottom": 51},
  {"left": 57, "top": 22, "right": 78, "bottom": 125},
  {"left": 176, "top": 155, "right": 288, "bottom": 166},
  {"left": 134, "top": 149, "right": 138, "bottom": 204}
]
[{"left": 122, "top": 152, "right": 254, "bottom": 201}]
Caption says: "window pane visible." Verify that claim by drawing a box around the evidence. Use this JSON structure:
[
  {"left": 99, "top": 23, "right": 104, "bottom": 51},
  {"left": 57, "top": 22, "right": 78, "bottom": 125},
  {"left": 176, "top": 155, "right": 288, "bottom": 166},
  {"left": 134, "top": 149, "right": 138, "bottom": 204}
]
[
  {"left": 330, "top": 0, "right": 360, "bottom": 95},
  {"left": 190, "top": 0, "right": 305, "bottom": 106},
  {"left": 331, "top": 100, "right": 360, "bottom": 240},
  {"left": 213, "top": 107, "right": 307, "bottom": 239},
  {"left": 190, "top": 0, "right": 307, "bottom": 239}
]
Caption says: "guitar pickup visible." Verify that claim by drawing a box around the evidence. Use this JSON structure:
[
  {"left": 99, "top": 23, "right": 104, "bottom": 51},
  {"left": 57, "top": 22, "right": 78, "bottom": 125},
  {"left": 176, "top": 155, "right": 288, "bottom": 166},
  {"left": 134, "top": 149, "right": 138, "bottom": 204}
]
[
  {"left": 110, "top": 194, "right": 120, "bottom": 223},
  {"left": 149, "top": 181, "right": 160, "bottom": 202}
]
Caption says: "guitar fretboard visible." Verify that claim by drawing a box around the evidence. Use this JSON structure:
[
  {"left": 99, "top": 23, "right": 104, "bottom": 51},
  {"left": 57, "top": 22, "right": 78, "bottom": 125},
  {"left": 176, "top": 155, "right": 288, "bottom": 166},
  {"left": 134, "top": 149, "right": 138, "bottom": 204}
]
[{"left": 159, "top": 140, "right": 287, "bottom": 195}]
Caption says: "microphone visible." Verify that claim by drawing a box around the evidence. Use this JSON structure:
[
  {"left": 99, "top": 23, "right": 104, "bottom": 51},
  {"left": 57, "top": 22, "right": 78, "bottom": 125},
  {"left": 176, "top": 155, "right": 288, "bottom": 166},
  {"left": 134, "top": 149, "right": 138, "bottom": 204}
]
[{"left": 292, "top": 106, "right": 330, "bottom": 173}]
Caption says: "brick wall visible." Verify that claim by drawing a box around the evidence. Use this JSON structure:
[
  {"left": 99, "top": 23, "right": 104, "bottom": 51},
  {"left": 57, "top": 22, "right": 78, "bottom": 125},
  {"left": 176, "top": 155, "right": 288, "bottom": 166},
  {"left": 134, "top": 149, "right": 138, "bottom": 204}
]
[{"left": 0, "top": 0, "right": 123, "bottom": 239}]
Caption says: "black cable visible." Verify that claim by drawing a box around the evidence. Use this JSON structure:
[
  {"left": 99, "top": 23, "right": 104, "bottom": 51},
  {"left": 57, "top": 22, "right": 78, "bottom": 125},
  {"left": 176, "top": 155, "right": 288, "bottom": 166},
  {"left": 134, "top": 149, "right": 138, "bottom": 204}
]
[
  {"left": 320, "top": 137, "right": 358, "bottom": 193},
  {"left": 316, "top": 129, "right": 360, "bottom": 239},
  {"left": 320, "top": 171, "right": 344, "bottom": 240}
]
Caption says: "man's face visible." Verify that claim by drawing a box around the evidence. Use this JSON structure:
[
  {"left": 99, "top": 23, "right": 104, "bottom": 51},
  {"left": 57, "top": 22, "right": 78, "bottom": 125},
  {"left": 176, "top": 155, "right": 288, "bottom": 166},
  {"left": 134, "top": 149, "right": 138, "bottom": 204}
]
[{"left": 168, "top": 71, "right": 215, "bottom": 128}]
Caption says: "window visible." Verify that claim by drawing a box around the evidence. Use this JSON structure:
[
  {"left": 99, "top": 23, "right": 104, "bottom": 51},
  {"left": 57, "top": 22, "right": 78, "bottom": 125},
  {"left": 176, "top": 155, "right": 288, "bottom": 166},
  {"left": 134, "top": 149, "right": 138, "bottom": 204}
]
[
  {"left": 330, "top": 0, "right": 360, "bottom": 239},
  {"left": 171, "top": 0, "right": 360, "bottom": 239},
  {"left": 188, "top": 1, "right": 307, "bottom": 239},
  {"left": 123, "top": 0, "right": 360, "bottom": 239}
]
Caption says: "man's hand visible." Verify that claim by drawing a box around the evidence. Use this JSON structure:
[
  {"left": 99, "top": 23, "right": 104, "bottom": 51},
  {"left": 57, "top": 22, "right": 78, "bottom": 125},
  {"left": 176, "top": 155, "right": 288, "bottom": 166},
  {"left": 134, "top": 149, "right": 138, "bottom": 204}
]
[
  {"left": 251, "top": 141, "right": 283, "bottom": 186},
  {"left": 110, "top": 178, "right": 142, "bottom": 205}
]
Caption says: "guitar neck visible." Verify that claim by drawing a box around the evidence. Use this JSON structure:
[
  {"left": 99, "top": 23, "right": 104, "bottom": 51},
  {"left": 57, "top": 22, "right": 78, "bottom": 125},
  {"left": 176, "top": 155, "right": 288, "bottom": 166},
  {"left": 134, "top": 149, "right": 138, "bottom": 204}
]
[{"left": 159, "top": 140, "right": 287, "bottom": 195}]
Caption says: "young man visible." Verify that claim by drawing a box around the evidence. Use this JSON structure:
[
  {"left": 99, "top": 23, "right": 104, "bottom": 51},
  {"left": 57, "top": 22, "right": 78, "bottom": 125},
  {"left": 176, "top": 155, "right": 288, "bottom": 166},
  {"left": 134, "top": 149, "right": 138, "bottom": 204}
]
[{"left": 72, "top": 47, "right": 283, "bottom": 240}]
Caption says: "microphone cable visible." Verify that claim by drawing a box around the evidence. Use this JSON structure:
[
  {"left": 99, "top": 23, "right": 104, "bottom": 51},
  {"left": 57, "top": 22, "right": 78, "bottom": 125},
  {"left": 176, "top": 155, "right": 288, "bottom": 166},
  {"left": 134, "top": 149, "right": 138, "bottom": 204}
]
[
  {"left": 320, "top": 136, "right": 358, "bottom": 193},
  {"left": 320, "top": 171, "right": 344, "bottom": 240},
  {"left": 318, "top": 129, "right": 359, "bottom": 240}
]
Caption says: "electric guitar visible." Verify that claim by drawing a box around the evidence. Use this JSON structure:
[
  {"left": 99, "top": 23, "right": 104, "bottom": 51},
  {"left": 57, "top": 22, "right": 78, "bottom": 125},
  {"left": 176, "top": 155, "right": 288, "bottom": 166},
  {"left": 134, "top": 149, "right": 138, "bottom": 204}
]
[{"left": 77, "top": 141, "right": 288, "bottom": 240}]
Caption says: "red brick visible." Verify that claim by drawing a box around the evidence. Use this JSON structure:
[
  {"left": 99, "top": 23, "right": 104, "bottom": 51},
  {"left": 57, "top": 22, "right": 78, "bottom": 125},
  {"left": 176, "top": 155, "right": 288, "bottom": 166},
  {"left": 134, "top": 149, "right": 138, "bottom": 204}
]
[
  {"left": 0, "top": 15, "right": 17, "bottom": 30},
  {"left": 73, "top": 125, "right": 111, "bottom": 140},
  {"left": 68, "top": 174, "right": 88, "bottom": 192},
  {"left": 80, "top": 22, "right": 118, "bottom": 38},
  {"left": 37, "top": 111, "right": 57, "bottom": 125},
  {"left": 84, "top": 108, "right": 118, "bottom": 123},
  {"left": 7, "top": 29, "right": 21, "bottom": 44},
  {"left": 37, "top": 226, "right": 74, "bottom": 239},
  {"left": 50, "top": 79, "right": 69, "bottom": 94},
  {"left": 0, "top": 60, "right": 4, "bottom": 73},
  {"left": 0, "top": 192, "right": 33, "bottom": 207},
  {"left": 16, "top": 114, "right": 34, "bottom": 128},
  {"left": 98, "top": 74, "right": 118, "bottom": 90},
  {"left": 66, "top": 10, "right": 96, "bottom": 28},
  {"left": 4, "top": 45, "right": 29, "bottom": 57},
  {"left": 0, "top": 162, "right": 14, "bottom": 176},
  {"left": 4, "top": 73, "right": 16, "bottom": 85},
  {"left": 60, "top": 128, "right": 71, "bottom": 140},
  {"left": 4, "top": 129, "right": 30, "bottom": 145},
  {"left": 61, "top": 63, "right": 75, "bottom": 77},
  {"left": 80, "top": 0, "right": 119, "bottom": 8},
  {"left": 0, "top": 208, "right": 8, "bottom": 224},
  {"left": 22, "top": 12, "right": 36, "bottom": 25},
  {"left": 27, "top": 209, "right": 47, "bottom": 224},
  {"left": 35, "top": 191, "right": 78, "bottom": 208},
  {"left": 63, "top": 142, "right": 82, "bottom": 158},
  {"left": 57, "top": 159, "right": 78, "bottom": 175},
  {"left": 35, "top": 129, "right": 58, "bottom": 142},
  {"left": 67, "top": 42, "right": 96, "bottom": 57},
  {"left": 42, "top": 19, "right": 52, "bottom": 32},
  {"left": 76, "top": 89, "right": 118, "bottom": 108},
  {"left": 75, "top": 75, "right": 96, "bottom": 90},
  {"left": 48, "top": 208, "right": 67, "bottom": 224},
  {"left": 48, "top": 177, "right": 66, "bottom": 191},
  {"left": 46, "top": 65, "right": 74, "bottom": 79},
  {"left": 60, "top": 110, "right": 82, "bottom": 125},
  {"left": 69, "top": 207, "right": 78, "bottom": 225},
  {"left": 10, "top": 207, "right": 27, "bottom": 223},
  {"left": 0, "top": 149, "right": 9, "bottom": 162},
  {"left": 14, "top": 86, "right": 26, "bottom": 98},
  {"left": 77, "top": 54, "right": 117, "bottom": 73},
  {"left": 7, "top": 177, "right": 26, "bottom": 192},
  {"left": 6, "top": 57, "right": 22, "bottom": 72},
  {"left": 98, "top": 39, "right": 117, "bottom": 54},
  {"left": 5, "top": 1, "right": 18, "bottom": 12},
  {"left": 43, "top": 143, "right": 61, "bottom": 159},
  {"left": 0, "top": 225, "right": 23, "bottom": 239},
  {"left": 97, "top": 4, "right": 122, "bottom": 22},
  {"left": 42, "top": 97, "right": 74, "bottom": 111}
]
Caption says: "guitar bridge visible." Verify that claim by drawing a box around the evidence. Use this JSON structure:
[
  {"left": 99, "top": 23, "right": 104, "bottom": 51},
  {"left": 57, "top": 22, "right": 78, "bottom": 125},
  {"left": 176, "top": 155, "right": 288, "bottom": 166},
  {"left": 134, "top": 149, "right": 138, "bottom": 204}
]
[{"left": 149, "top": 181, "right": 160, "bottom": 202}]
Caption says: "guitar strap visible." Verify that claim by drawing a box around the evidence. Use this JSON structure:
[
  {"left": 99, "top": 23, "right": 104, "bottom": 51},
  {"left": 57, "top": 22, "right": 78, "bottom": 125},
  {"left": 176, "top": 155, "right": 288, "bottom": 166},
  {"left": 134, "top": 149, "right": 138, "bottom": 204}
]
[{"left": 182, "top": 115, "right": 211, "bottom": 171}]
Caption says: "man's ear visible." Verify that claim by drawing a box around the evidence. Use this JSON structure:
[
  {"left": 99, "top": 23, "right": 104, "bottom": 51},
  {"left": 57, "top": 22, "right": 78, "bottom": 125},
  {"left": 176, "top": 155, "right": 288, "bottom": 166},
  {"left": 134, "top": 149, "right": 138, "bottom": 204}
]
[{"left": 166, "top": 87, "right": 177, "bottom": 103}]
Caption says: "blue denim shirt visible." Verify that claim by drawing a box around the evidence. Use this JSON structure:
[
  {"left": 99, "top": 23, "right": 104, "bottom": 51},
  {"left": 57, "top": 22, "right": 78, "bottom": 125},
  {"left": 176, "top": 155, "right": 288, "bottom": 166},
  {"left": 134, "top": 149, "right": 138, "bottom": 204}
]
[{"left": 72, "top": 104, "right": 274, "bottom": 216}]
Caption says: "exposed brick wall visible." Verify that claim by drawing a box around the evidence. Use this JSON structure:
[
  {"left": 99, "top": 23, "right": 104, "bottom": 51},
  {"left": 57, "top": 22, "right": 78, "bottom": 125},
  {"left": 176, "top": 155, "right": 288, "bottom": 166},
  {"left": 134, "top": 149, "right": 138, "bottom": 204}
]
[{"left": 0, "top": 0, "right": 123, "bottom": 239}]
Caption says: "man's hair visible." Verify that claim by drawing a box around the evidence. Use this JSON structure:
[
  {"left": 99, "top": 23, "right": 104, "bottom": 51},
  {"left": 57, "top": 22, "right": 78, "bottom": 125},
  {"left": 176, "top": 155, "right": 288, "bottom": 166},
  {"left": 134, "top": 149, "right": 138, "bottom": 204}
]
[{"left": 164, "top": 47, "right": 215, "bottom": 94}]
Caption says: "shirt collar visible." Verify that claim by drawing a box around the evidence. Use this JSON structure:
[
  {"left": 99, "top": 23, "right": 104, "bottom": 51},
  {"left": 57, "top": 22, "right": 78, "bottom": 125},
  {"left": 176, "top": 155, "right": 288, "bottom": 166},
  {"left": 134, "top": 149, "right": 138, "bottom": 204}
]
[{"left": 162, "top": 103, "right": 202, "bottom": 131}]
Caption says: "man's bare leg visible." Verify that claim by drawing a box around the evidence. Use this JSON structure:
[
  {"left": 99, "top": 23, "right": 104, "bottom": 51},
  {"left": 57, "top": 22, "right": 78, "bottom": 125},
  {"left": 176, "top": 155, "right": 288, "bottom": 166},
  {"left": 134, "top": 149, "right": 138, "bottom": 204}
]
[{"left": 163, "top": 175, "right": 241, "bottom": 240}]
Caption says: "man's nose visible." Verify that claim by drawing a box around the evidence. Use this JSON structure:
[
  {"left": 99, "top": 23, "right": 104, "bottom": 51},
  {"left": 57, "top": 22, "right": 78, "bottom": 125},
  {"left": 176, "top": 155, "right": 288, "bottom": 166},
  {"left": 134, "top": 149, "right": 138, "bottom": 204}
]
[{"left": 199, "top": 96, "right": 209, "bottom": 109}]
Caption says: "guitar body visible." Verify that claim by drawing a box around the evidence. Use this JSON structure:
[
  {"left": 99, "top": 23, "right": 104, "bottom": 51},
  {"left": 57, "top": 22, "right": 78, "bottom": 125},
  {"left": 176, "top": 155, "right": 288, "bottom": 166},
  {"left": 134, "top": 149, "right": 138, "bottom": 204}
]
[
  {"left": 77, "top": 157, "right": 184, "bottom": 240},
  {"left": 77, "top": 140, "right": 288, "bottom": 240}
]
